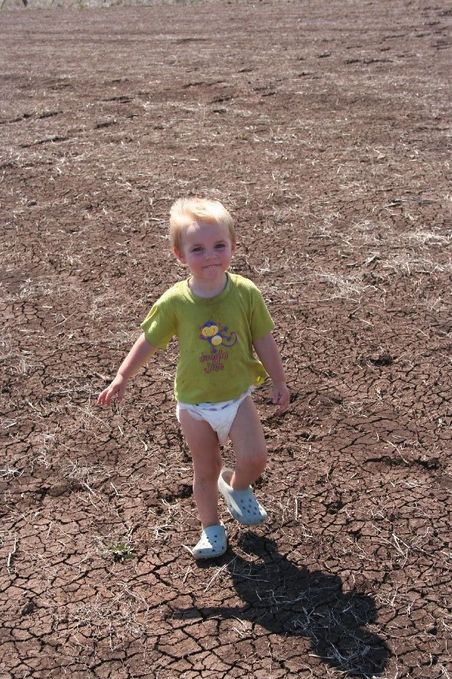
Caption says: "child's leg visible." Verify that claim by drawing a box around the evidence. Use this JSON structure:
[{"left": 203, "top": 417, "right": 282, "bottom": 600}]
[
  {"left": 178, "top": 410, "right": 223, "bottom": 528},
  {"left": 228, "top": 396, "right": 268, "bottom": 490}
]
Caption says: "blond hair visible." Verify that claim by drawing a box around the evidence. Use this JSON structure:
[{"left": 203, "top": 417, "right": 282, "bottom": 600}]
[{"left": 169, "top": 197, "right": 235, "bottom": 252}]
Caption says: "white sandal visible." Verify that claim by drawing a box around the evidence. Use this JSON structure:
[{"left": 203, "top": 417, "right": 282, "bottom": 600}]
[
  {"left": 190, "top": 524, "right": 228, "bottom": 560},
  {"left": 218, "top": 469, "right": 267, "bottom": 525}
]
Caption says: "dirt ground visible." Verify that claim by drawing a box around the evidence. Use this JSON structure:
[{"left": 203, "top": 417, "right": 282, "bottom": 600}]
[{"left": 1, "top": 0, "right": 451, "bottom": 677}]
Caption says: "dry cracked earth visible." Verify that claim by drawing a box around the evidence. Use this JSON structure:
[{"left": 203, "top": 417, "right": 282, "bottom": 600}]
[{"left": 1, "top": 0, "right": 451, "bottom": 677}]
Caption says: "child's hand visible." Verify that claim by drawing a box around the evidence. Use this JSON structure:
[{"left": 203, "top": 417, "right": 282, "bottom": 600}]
[
  {"left": 97, "top": 374, "right": 127, "bottom": 406},
  {"left": 272, "top": 382, "right": 290, "bottom": 414}
]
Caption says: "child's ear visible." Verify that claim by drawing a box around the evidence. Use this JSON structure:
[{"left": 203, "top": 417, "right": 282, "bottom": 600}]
[{"left": 173, "top": 247, "right": 186, "bottom": 264}]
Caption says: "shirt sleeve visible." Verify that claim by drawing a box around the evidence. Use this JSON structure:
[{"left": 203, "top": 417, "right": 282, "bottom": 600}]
[
  {"left": 250, "top": 285, "right": 275, "bottom": 340},
  {"left": 140, "top": 298, "right": 176, "bottom": 350}
]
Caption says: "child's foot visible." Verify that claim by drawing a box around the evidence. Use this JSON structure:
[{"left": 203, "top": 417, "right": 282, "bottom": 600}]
[
  {"left": 218, "top": 469, "right": 268, "bottom": 525},
  {"left": 190, "top": 524, "right": 228, "bottom": 560}
]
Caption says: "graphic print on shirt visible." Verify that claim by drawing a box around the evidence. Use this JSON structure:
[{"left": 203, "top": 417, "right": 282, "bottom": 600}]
[{"left": 199, "top": 320, "right": 238, "bottom": 374}]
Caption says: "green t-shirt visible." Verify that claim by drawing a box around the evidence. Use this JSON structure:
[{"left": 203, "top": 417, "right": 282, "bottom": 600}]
[{"left": 140, "top": 273, "right": 274, "bottom": 404}]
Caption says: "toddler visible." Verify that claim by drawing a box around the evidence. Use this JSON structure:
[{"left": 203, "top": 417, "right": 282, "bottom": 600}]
[{"left": 97, "top": 198, "right": 289, "bottom": 559}]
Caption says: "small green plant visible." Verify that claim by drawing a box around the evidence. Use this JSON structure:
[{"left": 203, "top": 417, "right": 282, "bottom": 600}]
[{"left": 110, "top": 542, "right": 135, "bottom": 563}]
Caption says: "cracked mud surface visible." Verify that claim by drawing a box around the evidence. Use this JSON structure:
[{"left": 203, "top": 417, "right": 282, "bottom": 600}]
[{"left": 1, "top": 1, "right": 451, "bottom": 677}]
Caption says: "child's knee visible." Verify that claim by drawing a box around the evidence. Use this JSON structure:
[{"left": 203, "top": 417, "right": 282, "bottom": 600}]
[{"left": 194, "top": 457, "right": 222, "bottom": 483}]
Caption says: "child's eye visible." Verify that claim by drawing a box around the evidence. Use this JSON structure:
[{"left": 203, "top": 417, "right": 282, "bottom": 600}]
[
  {"left": 215, "top": 243, "right": 226, "bottom": 250},
  {"left": 191, "top": 247, "right": 203, "bottom": 253}
]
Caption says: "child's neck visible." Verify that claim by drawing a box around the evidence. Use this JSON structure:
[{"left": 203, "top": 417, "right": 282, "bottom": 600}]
[{"left": 189, "top": 272, "right": 228, "bottom": 299}]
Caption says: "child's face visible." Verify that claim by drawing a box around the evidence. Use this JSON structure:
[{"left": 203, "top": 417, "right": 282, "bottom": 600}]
[{"left": 175, "top": 220, "right": 235, "bottom": 283}]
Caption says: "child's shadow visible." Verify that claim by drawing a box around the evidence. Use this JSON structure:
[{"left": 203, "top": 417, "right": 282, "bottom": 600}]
[{"left": 175, "top": 533, "right": 390, "bottom": 677}]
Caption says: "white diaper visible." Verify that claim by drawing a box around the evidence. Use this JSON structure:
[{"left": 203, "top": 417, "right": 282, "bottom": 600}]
[{"left": 176, "top": 388, "right": 253, "bottom": 444}]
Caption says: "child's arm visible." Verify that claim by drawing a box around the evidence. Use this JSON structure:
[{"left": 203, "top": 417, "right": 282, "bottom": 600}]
[
  {"left": 253, "top": 333, "right": 290, "bottom": 414},
  {"left": 97, "top": 333, "right": 157, "bottom": 406}
]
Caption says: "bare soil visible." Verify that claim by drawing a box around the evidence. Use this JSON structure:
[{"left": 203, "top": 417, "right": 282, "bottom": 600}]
[{"left": 1, "top": 1, "right": 451, "bottom": 677}]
